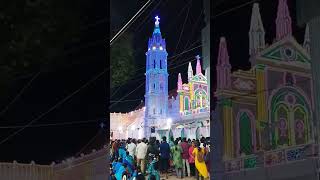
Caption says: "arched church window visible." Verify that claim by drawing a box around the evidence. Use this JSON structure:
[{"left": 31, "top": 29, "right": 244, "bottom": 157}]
[
  {"left": 160, "top": 83, "right": 163, "bottom": 91},
  {"left": 154, "top": 83, "right": 156, "bottom": 90},
  {"left": 184, "top": 97, "right": 189, "bottom": 111},
  {"left": 276, "top": 105, "right": 289, "bottom": 146},
  {"left": 160, "top": 109, "right": 162, "bottom": 114},
  {"left": 160, "top": 60, "right": 162, "bottom": 69},
  {"left": 153, "top": 108, "right": 156, "bottom": 115},
  {"left": 239, "top": 112, "right": 253, "bottom": 155},
  {"left": 294, "top": 107, "right": 307, "bottom": 145},
  {"left": 154, "top": 60, "right": 156, "bottom": 69}
]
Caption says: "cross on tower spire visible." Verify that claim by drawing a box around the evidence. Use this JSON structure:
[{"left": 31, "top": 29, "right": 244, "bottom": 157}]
[{"left": 155, "top": 16, "right": 160, "bottom": 26}]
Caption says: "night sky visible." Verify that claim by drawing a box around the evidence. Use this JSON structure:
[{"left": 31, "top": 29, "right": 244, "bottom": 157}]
[
  {"left": 0, "top": 1, "right": 107, "bottom": 164},
  {"left": 212, "top": 0, "right": 305, "bottom": 73},
  {"left": 110, "top": 0, "right": 205, "bottom": 113}
]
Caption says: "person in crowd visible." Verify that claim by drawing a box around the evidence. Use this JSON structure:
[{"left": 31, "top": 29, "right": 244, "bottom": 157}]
[
  {"left": 118, "top": 143, "right": 127, "bottom": 161},
  {"left": 187, "top": 138, "right": 191, "bottom": 145},
  {"left": 188, "top": 140, "right": 196, "bottom": 176},
  {"left": 169, "top": 137, "right": 174, "bottom": 147},
  {"left": 192, "top": 141, "right": 209, "bottom": 179},
  {"left": 136, "top": 139, "right": 148, "bottom": 173},
  {"left": 146, "top": 137, "right": 159, "bottom": 162},
  {"left": 112, "top": 139, "right": 119, "bottom": 161},
  {"left": 159, "top": 136, "right": 170, "bottom": 179},
  {"left": 171, "top": 140, "right": 183, "bottom": 179},
  {"left": 136, "top": 166, "right": 145, "bottom": 180},
  {"left": 180, "top": 137, "right": 191, "bottom": 177},
  {"left": 127, "top": 139, "right": 137, "bottom": 158}
]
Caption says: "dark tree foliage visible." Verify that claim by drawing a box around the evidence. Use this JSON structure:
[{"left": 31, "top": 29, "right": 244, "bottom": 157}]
[
  {"left": 0, "top": 0, "right": 85, "bottom": 78},
  {"left": 110, "top": 33, "right": 135, "bottom": 89},
  {"left": 0, "top": 0, "right": 85, "bottom": 100}
]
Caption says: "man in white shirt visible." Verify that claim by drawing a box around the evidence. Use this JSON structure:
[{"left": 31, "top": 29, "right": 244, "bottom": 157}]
[
  {"left": 135, "top": 139, "right": 148, "bottom": 173},
  {"left": 127, "top": 139, "right": 136, "bottom": 158}
]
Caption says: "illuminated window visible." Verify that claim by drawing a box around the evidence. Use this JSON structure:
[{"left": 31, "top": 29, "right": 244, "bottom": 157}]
[
  {"left": 152, "top": 46, "right": 156, "bottom": 50},
  {"left": 159, "top": 46, "right": 163, "bottom": 50}
]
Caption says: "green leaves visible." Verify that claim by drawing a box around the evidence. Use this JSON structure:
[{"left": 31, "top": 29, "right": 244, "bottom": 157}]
[{"left": 110, "top": 33, "right": 136, "bottom": 89}]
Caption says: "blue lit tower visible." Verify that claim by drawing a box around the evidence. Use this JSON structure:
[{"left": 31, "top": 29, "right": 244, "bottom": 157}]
[{"left": 144, "top": 16, "right": 169, "bottom": 138}]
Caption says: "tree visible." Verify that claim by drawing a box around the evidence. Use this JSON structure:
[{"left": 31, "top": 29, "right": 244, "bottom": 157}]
[
  {"left": 0, "top": 0, "right": 85, "bottom": 77},
  {"left": 110, "top": 32, "right": 136, "bottom": 89},
  {"left": 0, "top": 0, "right": 85, "bottom": 100}
]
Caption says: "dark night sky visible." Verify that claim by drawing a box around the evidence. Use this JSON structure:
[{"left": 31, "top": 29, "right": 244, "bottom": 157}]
[
  {"left": 212, "top": 0, "right": 305, "bottom": 73},
  {"left": 0, "top": 1, "right": 107, "bottom": 164},
  {"left": 110, "top": 0, "right": 205, "bottom": 113}
]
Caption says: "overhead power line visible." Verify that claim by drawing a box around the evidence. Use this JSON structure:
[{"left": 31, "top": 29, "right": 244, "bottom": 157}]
[
  {"left": 0, "top": 119, "right": 100, "bottom": 129},
  {"left": 0, "top": 68, "right": 106, "bottom": 146},
  {"left": 110, "top": 0, "right": 153, "bottom": 45}
]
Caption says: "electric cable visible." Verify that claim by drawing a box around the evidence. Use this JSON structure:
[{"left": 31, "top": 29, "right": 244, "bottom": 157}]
[
  {"left": 0, "top": 68, "right": 106, "bottom": 146},
  {"left": 0, "top": 119, "right": 100, "bottom": 129},
  {"left": 110, "top": 0, "right": 153, "bottom": 45},
  {"left": 171, "top": 0, "right": 192, "bottom": 60}
]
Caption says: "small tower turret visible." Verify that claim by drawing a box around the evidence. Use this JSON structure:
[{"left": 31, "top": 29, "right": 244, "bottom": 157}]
[
  {"left": 196, "top": 55, "right": 202, "bottom": 75},
  {"left": 303, "top": 24, "right": 310, "bottom": 54},
  {"left": 249, "top": 3, "right": 265, "bottom": 56},
  {"left": 188, "top": 62, "right": 193, "bottom": 81},
  {"left": 276, "top": 0, "right": 292, "bottom": 40},
  {"left": 178, "top": 73, "right": 182, "bottom": 90},
  {"left": 216, "top": 37, "right": 231, "bottom": 90}
]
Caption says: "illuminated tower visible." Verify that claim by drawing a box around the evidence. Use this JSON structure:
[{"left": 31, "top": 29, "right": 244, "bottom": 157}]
[{"left": 144, "top": 16, "right": 169, "bottom": 138}]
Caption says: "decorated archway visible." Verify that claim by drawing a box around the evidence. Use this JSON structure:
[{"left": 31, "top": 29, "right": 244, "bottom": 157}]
[
  {"left": 269, "top": 87, "right": 311, "bottom": 148},
  {"left": 236, "top": 110, "right": 256, "bottom": 155}
]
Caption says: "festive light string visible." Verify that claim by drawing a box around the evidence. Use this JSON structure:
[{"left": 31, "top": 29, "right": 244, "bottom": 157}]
[{"left": 110, "top": 0, "right": 153, "bottom": 45}]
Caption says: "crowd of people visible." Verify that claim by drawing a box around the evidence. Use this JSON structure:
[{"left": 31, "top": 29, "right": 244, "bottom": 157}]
[{"left": 110, "top": 136, "right": 210, "bottom": 180}]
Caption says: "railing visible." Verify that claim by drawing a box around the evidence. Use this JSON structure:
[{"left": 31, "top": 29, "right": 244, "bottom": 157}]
[{"left": 224, "top": 143, "right": 319, "bottom": 173}]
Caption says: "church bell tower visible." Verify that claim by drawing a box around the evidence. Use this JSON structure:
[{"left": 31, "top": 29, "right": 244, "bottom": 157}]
[{"left": 144, "top": 16, "right": 169, "bottom": 138}]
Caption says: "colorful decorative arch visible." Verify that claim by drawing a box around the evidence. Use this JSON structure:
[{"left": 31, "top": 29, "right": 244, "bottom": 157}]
[
  {"left": 269, "top": 86, "right": 312, "bottom": 148},
  {"left": 236, "top": 109, "right": 256, "bottom": 156}
]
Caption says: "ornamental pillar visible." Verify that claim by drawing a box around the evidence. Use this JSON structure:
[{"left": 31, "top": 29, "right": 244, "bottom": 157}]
[{"left": 256, "top": 64, "right": 267, "bottom": 150}]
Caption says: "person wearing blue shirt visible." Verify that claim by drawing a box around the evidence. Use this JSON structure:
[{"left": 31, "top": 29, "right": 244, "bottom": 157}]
[{"left": 159, "top": 136, "right": 170, "bottom": 179}]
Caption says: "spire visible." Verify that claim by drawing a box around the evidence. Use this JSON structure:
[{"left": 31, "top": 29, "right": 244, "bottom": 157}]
[
  {"left": 216, "top": 37, "right": 231, "bottom": 90},
  {"left": 178, "top": 73, "right": 182, "bottom": 90},
  {"left": 303, "top": 24, "right": 310, "bottom": 54},
  {"left": 217, "top": 37, "right": 230, "bottom": 66},
  {"left": 188, "top": 62, "right": 193, "bottom": 81},
  {"left": 153, "top": 16, "right": 161, "bottom": 34},
  {"left": 249, "top": 3, "right": 265, "bottom": 55},
  {"left": 276, "top": 0, "right": 292, "bottom": 40},
  {"left": 196, "top": 55, "right": 202, "bottom": 74}
]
